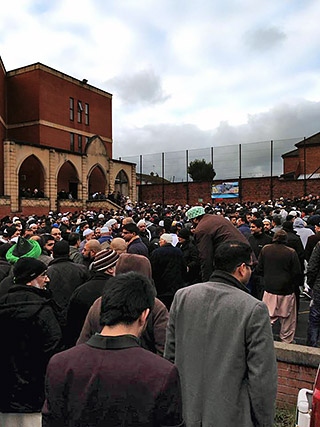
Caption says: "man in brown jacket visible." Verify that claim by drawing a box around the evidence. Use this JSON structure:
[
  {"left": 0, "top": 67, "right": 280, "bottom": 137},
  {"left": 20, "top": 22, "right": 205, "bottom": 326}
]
[{"left": 186, "top": 206, "right": 248, "bottom": 281}]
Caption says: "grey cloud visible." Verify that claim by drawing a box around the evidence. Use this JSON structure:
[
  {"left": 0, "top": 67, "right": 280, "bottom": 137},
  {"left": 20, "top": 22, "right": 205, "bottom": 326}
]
[
  {"left": 115, "top": 123, "right": 213, "bottom": 158},
  {"left": 106, "top": 69, "right": 169, "bottom": 106},
  {"left": 244, "top": 26, "right": 286, "bottom": 51},
  {"left": 214, "top": 100, "right": 320, "bottom": 144}
]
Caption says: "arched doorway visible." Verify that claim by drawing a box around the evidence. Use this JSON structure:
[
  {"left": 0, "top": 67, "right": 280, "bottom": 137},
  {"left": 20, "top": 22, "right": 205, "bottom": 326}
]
[
  {"left": 88, "top": 165, "right": 107, "bottom": 199},
  {"left": 19, "top": 155, "right": 45, "bottom": 198},
  {"left": 115, "top": 169, "right": 129, "bottom": 197},
  {"left": 57, "top": 161, "right": 79, "bottom": 200}
]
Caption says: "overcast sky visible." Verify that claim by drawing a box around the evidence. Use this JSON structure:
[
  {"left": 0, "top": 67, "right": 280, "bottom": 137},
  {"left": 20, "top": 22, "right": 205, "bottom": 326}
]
[{"left": 1, "top": 0, "right": 320, "bottom": 168}]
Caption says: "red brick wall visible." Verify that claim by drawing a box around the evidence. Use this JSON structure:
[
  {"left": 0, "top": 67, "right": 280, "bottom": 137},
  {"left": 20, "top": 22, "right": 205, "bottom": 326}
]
[
  {"left": 298, "top": 146, "right": 320, "bottom": 175},
  {"left": 37, "top": 69, "right": 112, "bottom": 143},
  {"left": 6, "top": 66, "right": 112, "bottom": 156},
  {"left": 8, "top": 125, "right": 40, "bottom": 144},
  {"left": 283, "top": 156, "right": 300, "bottom": 175},
  {"left": 139, "top": 182, "right": 213, "bottom": 205},
  {"left": 139, "top": 177, "right": 320, "bottom": 205},
  {"left": 7, "top": 69, "right": 40, "bottom": 124},
  {"left": 277, "top": 361, "right": 316, "bottom": 407},
  {"left": 0, "top": 60, "right": 5, "bottom": 194}
]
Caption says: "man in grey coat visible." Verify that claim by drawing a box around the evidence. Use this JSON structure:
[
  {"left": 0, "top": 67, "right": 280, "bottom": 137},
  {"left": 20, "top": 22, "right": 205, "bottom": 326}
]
[{"left": 165, "top": 240, "right": 277, "bottom": 427}]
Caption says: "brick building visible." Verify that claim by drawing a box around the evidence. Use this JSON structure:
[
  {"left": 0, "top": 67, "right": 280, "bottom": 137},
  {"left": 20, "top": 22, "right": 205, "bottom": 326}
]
[
  {"left": 282, "top": 132, "right": 320, "bottom": 179},
  {"left": 0, "top": 57, "right": 136, "bottom": 216}
]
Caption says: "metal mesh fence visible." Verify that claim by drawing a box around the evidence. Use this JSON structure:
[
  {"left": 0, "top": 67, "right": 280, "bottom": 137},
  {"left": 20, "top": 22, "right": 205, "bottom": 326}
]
[{"left": 119, "top": 137, "right": 303, "bottom": 182}]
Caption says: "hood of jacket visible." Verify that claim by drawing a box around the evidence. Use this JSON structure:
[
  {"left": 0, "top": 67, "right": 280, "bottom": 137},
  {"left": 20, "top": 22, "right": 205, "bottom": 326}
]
[{"left": 293, "top": 217, "right": 306, "bottom": 229}]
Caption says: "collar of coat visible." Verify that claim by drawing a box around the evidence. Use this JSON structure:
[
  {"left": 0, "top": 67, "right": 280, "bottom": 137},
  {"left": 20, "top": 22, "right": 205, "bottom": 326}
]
[
  {"left": 86, "top": 334, "right": 141, "bottom": 350},
  {"left": 209, "top": 270, "right": 250, "bottom": 294},
  {"left": 48, "top": 256, "right": 71, "bottom": 265}
]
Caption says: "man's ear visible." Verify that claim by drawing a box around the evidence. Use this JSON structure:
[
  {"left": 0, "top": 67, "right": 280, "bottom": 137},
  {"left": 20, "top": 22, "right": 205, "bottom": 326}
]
[
  {"left": 139, "top": 308, "right": 150, "bottom": 325},
  {"left": 106, "top": 266, "right": 116, "bottom": 276},
  {"left": 234, "top": 263, "right": 245, "bottom": 280}
]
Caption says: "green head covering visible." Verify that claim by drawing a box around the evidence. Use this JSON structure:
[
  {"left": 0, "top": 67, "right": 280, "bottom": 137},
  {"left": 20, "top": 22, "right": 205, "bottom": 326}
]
[
  {"left": 186, "top": 206, "right": 206, "bottom": 220},
  {"left": 6, "top": 237, "right": 42, "bottom": 264}
]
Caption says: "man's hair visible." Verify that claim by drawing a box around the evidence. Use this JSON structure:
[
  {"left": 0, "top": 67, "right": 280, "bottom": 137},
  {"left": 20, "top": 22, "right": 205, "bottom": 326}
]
[
  {"left": 42, "top": 233, "right": 55, "bottom": 244},
  {"left": 214, "top": 241, "right": 252, "bottom": 273},
  {"left": 100, "top": 272, "right": 156, "bottom": 326},
  {"left": 272, "top": 229, "right": 288, "bottom": 243},
  {"left": 272, "top": 215, "right": 282, "bottom": 226},
  {"left": 68, "top": 232, "right": 81, "bottom": 246},
  {"left": 250, "top": 218, "right": 263, "bottom": 229},
  {"left": 122, "top": 223, "right": 139, "bottom": 235}
]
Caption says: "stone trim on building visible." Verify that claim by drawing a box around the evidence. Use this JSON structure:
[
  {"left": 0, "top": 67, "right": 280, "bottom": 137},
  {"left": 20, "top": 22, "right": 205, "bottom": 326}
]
[{"left": 2, "top": 138, "right": 136, "bottom": 215}]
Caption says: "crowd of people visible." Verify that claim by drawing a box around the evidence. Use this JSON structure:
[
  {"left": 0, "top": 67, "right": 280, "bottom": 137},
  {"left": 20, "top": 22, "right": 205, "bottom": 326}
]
[{"left": 0, "top": 194, "right": 320, "bottom": 425}]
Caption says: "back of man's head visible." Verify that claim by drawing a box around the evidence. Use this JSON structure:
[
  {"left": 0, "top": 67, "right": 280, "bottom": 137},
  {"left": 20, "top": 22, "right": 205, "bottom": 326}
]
[
  {"left": 272, "top": 215, "right": 282, "bottom": 226},
  {"left": 68, "top": 232, "right": 81, "bottom": 246},
  {"left": 53, "top": 240, "right": 70, "bottom": 258},
  {"left": 122, "top": 217, "right": 135, "bottom": 226},
  {"left": 100, "top": 272, "right": 156, "bottom": 326},
  {"left": 272, "top": 229, "right": 288, "bottom": 244},
  {"left": 110, "top": 237, "right": 127, "bottom": 254},
  {"left": 214, "top": 241, "right": 252, "bottom": 274},
  {"left": 85, "top": 239, "right": 102, "bottom": 253}
]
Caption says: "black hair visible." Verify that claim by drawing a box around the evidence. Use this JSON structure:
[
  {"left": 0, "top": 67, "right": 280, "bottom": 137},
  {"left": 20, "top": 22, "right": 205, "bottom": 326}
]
[
  {"left": 238, "top": 215, "right": 248, "bottom": 224},
  {"left": 214, "top": 241, "right": 252, "bottom": 274},
  {"left": 122, "top": 223, "right": 139, "bottom": 235},
  {"left": 100, "top": 272, "right": 156, "bottom": 326},
  {"left": 272, "top": 229, "right": 288, "bottom": 243},
  {"left": 41, "top": 233, "right": 55, "bottom": 244},
  {"left": 68, "top": 232, "right": 81, "bottom": 246},
  {"left": 286, "top": 214, "right": 295, "bottom": 222},
  {"left": 272, "top": 215, "right": 282, "bottom": 226},
  {"left": 170, "top": 225, "right": 178, "bottom": 233},
  {"left": 250, "top": 218, "right": 263, "bottom": 229}
]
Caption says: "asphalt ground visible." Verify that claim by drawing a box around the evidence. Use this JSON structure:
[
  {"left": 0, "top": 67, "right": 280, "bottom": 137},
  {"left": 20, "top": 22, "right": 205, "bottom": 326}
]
[{"left": 272, "top": 295, "right": 311, "bottom": 345}]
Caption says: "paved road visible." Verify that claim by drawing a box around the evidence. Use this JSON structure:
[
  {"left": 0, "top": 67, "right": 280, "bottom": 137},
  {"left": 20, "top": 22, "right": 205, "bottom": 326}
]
[{"left": 272, "top": 295, "right": 310, "bottom": 345}]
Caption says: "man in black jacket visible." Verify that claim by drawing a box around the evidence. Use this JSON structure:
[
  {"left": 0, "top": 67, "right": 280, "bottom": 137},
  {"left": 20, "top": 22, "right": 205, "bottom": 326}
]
[
  {"left": 0, "top": 257, "right": 62, "bottom": 426},
  {"left": 176, "top": 228, "right": 201, "bottom": 285},
  {"left": 64, "top": 248, "right": 119, "bottom": 347},
  {"left": 47, "top": 240, "right": 89, "bottom": 327},
  {"left": 248, "top": 219, "right": 272, "bottom": 299},
  {"left": 150, "top": 233, "right": 187, "bottom": 309}
]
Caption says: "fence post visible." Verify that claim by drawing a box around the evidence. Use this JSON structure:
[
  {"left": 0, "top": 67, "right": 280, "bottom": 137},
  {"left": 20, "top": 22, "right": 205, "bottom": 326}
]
[
  {"left": 139, "top": 155, "right": 143, "bottom": 202},
  {"left": 162, "top": 152, "right": 165, "bottom": 205},
  {"left": 186, "top": 150, "right": 189, "bottom": 205},
  {"left": 304, "top": 137, "right": 307, "bottom": 196},
  {"left": 239, "top": 144, "right": 242, "bottom": 203},
  {"left": 270, "top": 140, "right": 274, "bottom": 200}
]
